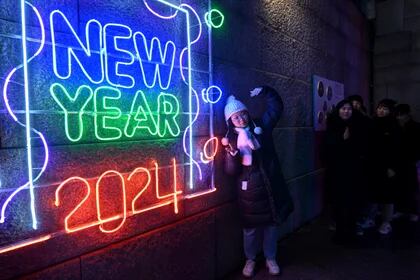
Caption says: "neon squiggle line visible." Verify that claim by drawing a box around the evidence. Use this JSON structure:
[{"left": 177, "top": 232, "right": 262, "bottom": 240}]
[
  {"left": 143, "top": 0, "right": 179, "bottom": 19},
  {"left": 178, "top": 4, "right": 202, "bottom": 84},
  {"left": 144, "top": 1, "right": 202, "bottom": 188},
  {"left": 179, "top": 47, "right": 188, "bottom": 85},
  {"left": 182, "top": 89, "right": 202, "bottom": 181},
  {"left": 0, "top": 1, "right": 48, "bottom": 228},
  {"left": 180, "top": 4, "right": 202, "bottom": 45}
]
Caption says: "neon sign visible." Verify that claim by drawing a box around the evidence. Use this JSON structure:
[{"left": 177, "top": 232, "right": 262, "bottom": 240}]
[{"left": 0, "top": 0, "right": 225, "bottom": 255}]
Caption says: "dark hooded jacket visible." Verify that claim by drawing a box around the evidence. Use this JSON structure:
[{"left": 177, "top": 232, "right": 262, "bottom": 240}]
[
  {"left": 395, "top": 118, "right": 420, "bottom": 212},
  {"left": 224, "top": 86, "right": 294, "bottom": 228},
  {"left": 325, "top": 102, "right": 370, "bottom": 204},
  {"left": 371, "top": 115, "right": 402, "bottom": 203}
]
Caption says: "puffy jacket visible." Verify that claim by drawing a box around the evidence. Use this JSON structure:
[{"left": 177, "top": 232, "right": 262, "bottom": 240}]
[{"left": 224, "top": 86, "right": 294, "bottom": 228}]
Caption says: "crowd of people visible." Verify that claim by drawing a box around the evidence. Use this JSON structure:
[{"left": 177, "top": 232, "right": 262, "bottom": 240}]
[
  {"left": 221, "top": 88, "right": 420, "bottom": 277},
  {"left": 325, "top": 95, "right": 420, "bottom": 245}
]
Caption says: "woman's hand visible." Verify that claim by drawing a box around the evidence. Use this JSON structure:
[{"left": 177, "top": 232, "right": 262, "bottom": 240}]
[
  {"left": 225, "top": 144, "right": 238, "bottom": 156},
  {"left": 387, "top": 168, "right": 396, "bottom": 178},
  {"left": 343, "top": 127, "right": 350, "bottom": 140}
]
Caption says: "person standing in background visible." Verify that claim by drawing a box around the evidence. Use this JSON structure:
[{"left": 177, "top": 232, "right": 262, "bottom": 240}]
[
  {"left": 394, "top": 104, "right": 420, "bottom": 222},
  {"left": 325, "top": 99, "right": 368, "bottom": 244},
  {"left": 371, "top": 99, "right": 401, "bottom": 235}
]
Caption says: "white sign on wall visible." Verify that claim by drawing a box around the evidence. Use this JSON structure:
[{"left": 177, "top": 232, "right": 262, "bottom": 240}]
[{"left": 312, "top": 75, "right": 344, "bottom": 131}]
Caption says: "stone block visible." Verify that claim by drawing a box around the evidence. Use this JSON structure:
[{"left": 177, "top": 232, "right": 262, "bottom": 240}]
[
  {"left": 0, "top": 1, "right": 78, "bottom": 33},
  {"left": 375, "top": 51, "right": 420, "bottom": 69},
  {"left": 215, "top": 203, "right": 243, "bottom": 279},
  {"left": 272, "top": 128, "right": 316, "bottom": 181},
  {"left": 404, "top": 0, "right": 420, "bottom": 19},
  {"left": 20, "top": 258, "right": 81, "bottom": 280},
  {"left": 286, "top": 170, "right": 324, "bottom": 233},
  {"left": 404, "top": 15, "right": 420, "bottom": 32},
  {"left": 213, "top": 62, "right": 312, "bottom": 127},
  {"left": 375, "top": 65, "right": 420, "bottom": 85},
  {"left": 80, "top": 211, "right": 216, "bottom": 280},
  {"left": 376, "top": 0, "right": 404, "bottom": 35},
  {"left": 374, "top": 32, "right": 412, "bottom": 55}
]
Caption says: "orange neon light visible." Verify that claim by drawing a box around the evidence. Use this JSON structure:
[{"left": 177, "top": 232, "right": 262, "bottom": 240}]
[
  {"left": 130, "top": 159, "right": 181, "bottom": 214},
  {"left": 200, "top": 137, "right": 218, "bottom": 163},
  {"left": 55, "top": 177, "right": 98, "bottom": 233},
  {"left": 96, "top": 170, "right": 127, "bottom": 233},
  {"left": 55, "top": 159, "right": 187, "bottom": 235},
  {"left": 128, "top": 167, "right": 152, "bottom": 214},
  {"left": 171, "top": 158, "right": 180, "bottom": 214},
  {"left": 0, "top": 234, "right": 51, "bottom": 254},
  {"left": 130, "top": 200, "right": 173, "bottom": 214}
]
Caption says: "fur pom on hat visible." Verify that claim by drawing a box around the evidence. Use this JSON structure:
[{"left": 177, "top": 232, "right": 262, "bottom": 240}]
[{"left": 224, "top": 95, "right": 248, "bottom": 121}]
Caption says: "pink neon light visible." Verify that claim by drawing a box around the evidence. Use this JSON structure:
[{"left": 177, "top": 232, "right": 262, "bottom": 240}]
[
  {"left": 200, "top": 137, "right": 218, "bottom": 164},
  {"left": 0, "top": 234, "right": 51, "bottom": 254}
]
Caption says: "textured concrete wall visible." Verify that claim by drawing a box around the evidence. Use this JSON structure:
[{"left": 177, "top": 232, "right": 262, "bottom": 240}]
[
  {"left": 375, "top": 0, "right": 420, "bottom": 120},
  {"left": 0, "top": 0, "right": 369, "bottom": 279}
]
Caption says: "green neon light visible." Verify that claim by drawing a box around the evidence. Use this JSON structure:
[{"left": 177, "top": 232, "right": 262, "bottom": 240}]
[
  {"left": 124, "top": 90, "right": 158, "bottom": 137},
  {"left": 205, "top": 9, "right": 224, "bottom": 29},
  {"left": 157, "top": 92, "right": 180, "bottom": 137},
  {"left": 50, "top": 83, "right": 93, "bottom": 142},
  {"left": 94, "top": 86, "right": 123, "bottom": 141},
  {"left": 51, "top": 83, "right": 180, "bottom": 141}
]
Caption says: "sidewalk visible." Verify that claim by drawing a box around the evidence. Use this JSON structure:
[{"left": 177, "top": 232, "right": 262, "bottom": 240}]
[{"left": 225, "top": 216, "right": 420, "bottom": 280}]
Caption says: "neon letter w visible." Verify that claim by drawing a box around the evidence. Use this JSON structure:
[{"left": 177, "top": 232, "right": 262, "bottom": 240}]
[{"left": 133, "top": 32, "right": 176, "bottom": 90}]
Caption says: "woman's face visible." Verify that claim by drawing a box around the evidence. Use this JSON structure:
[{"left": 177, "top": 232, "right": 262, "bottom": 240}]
[
  {"left": 351, "top": 100, "right": 362, "bottom": 111},
  {"left": 339, "top": 103, "right": 352, "bottom": 120},
  {"left": 376, "top": 106, "right": 390, "bottom": 117},
  {"left": 231, "top": 110, "right": 249, "bottom": 128}
]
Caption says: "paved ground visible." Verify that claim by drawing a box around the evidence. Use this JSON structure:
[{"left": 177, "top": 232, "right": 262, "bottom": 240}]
[{"left": 225, "top": 215, "right": 420, "bottom": 280}]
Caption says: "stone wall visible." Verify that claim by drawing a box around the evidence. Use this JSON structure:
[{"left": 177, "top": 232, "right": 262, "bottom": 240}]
[
  {"left": 375, "top": 0, "right": 420, "bottom": 120},
  {"left": 0, "top": 0, "right": 369, "bottom": 279}
]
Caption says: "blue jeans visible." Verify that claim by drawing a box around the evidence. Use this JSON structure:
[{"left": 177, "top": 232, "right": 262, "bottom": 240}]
[{"left": 243, "top": 225, "right": 280, "bottom": 260}]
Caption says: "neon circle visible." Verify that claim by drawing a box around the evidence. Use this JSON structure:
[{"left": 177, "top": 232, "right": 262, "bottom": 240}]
[
  {"left": 203, "top": 85, "right": 223, "bottom": 104},
  {"left": 204, "top": 9, "right": 224, "bottom": 28},
  {"left": 203, "top": 137, "right": 218, "bottom": 160}
]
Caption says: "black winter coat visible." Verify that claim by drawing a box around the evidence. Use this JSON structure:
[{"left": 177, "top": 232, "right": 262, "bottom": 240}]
[
  {"left": 325, "top": 111, "right": 370, "bottom": 206},
  {"left": 396, "top": 119, "right": 420, "bottom": 211},
  {"left": 371, "top": 116, "right": 402, "bottom": 203},
  {"left": 224, "top": 87, "right": 294, "bottom": 228}
]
